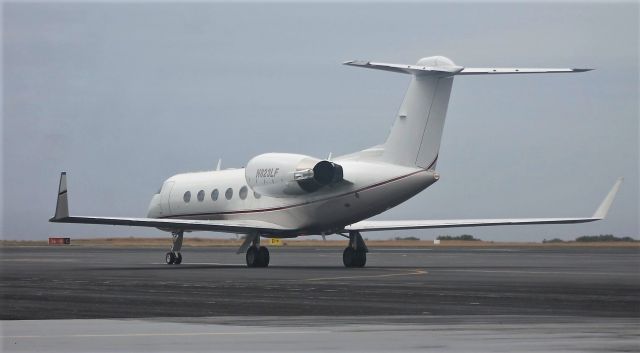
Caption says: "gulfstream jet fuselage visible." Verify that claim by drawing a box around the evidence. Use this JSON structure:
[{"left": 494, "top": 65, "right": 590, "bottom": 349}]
[{"left": 51, "top": 56, "right": 622, "bottom": 268}]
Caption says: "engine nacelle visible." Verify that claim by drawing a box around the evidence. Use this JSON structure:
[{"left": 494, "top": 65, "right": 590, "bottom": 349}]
[{"left": 245, "top": 153, "right": 343, "bottom": 198}]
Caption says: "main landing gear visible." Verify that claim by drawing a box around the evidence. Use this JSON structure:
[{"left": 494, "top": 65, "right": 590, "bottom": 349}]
[
  {"left": 246, "top": 245, "right": 270, "bottom": 268},
  {"left": 165, "top": 231, "right": 183, "bottom": 265},
  {"left": 343, "top": 230, "right": 368, "bottom": 268},
  {"left": 237, "top": 232, "right": 270, "bottom": 268}
]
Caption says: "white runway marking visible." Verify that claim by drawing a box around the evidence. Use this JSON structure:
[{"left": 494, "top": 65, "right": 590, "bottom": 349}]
[
  {"left": 432, "top": 269, "right": 632, "bottom": 276},
  {"left": 371, "top": 248, "right": 434, "bottom": 251},
  {"left": 305, "top": 269, "right": 427, "bottom": 281},
  {"left": 4, "top": 331, "right": 324, "bottom": 339},
  {"left": 150, "top": 262, "right": 244, "bottom": 266},
  {"left": 0, "top": 258, "right": 77, "bottom": 262}
]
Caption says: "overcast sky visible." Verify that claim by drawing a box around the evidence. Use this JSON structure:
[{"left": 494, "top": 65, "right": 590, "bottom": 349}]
[{"left": 2, "top": 2, "right": 638, "bottom": 241}]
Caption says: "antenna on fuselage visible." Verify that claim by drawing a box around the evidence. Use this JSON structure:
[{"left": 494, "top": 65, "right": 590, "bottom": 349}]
[
  {"left": 327, "top": 152, "right": 332, "bottom": 161},
  {"left": 216, "top": 158, "right": 222, "bottom": 171}
]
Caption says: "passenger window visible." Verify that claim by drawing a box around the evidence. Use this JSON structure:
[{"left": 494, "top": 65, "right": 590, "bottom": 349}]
[
  {"left": 254, "top": 191, "right": 261, "bottom": 199},
  {"left": 225, "top": 188, "right": 233, "bottom": 200},
  {"left": 183, "top": 191, "right": 191, "bottom": 203},
  {"left": 211, "top": 189, "right": 219, "bottom": 201},
  {"left": 197, "top": 190, "right": 205, "bottom": 202},
  {"left": 239, "top": 186, "right": 248, "bottom": 200}
]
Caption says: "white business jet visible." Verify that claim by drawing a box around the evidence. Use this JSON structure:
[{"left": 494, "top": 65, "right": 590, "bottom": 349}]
[{"left": 50, "top": 56, "right": 622, "bottom": 268}]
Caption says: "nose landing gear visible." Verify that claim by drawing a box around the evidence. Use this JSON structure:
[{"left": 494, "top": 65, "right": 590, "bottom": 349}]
[{"left": 165, "top": 231, "right": 183, "bottom": 265}]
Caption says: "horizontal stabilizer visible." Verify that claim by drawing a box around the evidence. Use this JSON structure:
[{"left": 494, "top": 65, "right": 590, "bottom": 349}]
[
  {"left": 343, "top": 60, "right": 464, "bottom": 76},
  {"left": 458, "top": 67, "right": 592, "bottom": 75},
  {"left": 344, "top": 59, "right": 592, "bottom": 77},
  {"left": 345, "top": 178, "right": 622, "bottom": 232}
]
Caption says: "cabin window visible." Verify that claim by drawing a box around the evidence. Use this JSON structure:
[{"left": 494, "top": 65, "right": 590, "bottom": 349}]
[
  {"left": 211, "top": 189, "right": 219, "bottom": 201},
  {"left": 183, "top": 191, "right": 191, "bottom": 203},
  {"left": 197, "top": 190, "right": 205, "bottom": 202},
  {"left": 225, "top": 188, "right": 233, "bottom": 200},
  {"left": 254, "top": 191, "right": 261, "bottom": 199},
  {"left": 239, "top": 186, "right": 248, "bottom": 200}
]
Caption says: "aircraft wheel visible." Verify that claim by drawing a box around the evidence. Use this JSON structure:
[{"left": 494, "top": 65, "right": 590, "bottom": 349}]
[
  {"left": 354, "top": 250, "right": 367, "bottom": 268},
  {"left": 257, "top": 246, "right": 270, "bottom": 268},
  {"left": 246, "top": 246, "right": 259, "bottom": 267},
  {"left": 343, "top": 247, "right": 354, "bottom": 267},
  {"left": 174, "top": 253, "right": 182, "bottom": 265},
  {"left": 165, "top": 252, "right": 175, "bottom": 265}
]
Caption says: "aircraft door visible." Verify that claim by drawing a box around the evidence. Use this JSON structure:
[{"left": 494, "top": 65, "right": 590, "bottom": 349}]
[{"left": 159, "top": 181, "right": 175, "bottom": 215}]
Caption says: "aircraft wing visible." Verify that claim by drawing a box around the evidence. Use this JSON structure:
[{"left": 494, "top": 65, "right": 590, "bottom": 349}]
[
  {"left": 345, "top": 178, "right": 622, "bottom": 232},
  {"left": 51, "top": 216, "right": 288, "bottom": 233},
  {"left": 49, "top": 172, "right": 288, "bottom": 234}
]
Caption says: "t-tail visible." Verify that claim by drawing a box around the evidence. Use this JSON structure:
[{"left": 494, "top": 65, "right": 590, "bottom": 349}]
[{"left": 344, "top": 56, "right": 592, "bottom": 170}]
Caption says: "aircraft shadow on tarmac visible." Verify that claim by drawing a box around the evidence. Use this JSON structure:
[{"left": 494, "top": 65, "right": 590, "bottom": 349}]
[{"left": 87, "top": 264, "right": 550, "bottom": 271}]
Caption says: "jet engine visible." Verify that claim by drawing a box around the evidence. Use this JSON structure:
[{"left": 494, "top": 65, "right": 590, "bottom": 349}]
[{"left": 245, "top": 153, "right": 344, "bottom": 197}]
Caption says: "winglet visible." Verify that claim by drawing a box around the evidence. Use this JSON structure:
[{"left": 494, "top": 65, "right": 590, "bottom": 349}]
[
  {"left": 592, "top": 177, "right": 623, "bottom": 219},
  {"left": 51, "top": 172, "right": 69, "bottom": 221}
]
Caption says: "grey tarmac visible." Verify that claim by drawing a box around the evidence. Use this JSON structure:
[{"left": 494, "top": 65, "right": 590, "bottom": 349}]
[{"left": 1, "top": 246, "right": 639, "bottom": 352}]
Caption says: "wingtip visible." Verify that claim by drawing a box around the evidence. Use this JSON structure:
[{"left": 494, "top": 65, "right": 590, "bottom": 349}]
[
  {"left": 52, "top": 172, "right": 69, "bottom": 220},
  {"left": 343, "top": 60, "right": 369, "bottom": 66},
  {"left": 573, "top": 68, "right": 594, "bottom": 72},
  {"left": 592, "top": 177, "right": 623, "bottom": 219}
]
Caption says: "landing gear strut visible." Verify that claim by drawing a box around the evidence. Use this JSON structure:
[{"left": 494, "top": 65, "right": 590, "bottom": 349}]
[
  {"left": 165, "top": 231, "right": 183, "bottom": 265},
  {"left": 239, "top": 232, "right": 270, "bottom": 268},
  {"left": 343, "top": 230, "right": 367, "bottom": 268}
]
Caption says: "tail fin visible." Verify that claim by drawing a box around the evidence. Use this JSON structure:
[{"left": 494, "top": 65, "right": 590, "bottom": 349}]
[{"left": 344, "top": 56, "right": 591, "bottom": 169}]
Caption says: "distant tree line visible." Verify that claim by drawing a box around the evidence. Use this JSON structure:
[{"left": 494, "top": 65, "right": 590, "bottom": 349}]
[
  {"left": 543, "top": 234, "right": 638, "bottom": 243},
  {"left": 394, "top": 236, "right": 420, "bottom": 241},
  {"left": 437, "top": 234, "right": 480, "bottom": 241}
]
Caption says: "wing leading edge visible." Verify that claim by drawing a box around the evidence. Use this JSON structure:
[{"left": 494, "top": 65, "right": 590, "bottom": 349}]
[
  {"left": 49, "top": 172, "right": 288, "bottom": 234},
  {"left": 345, "top": 178, "right": 623, "bottom": 232}
]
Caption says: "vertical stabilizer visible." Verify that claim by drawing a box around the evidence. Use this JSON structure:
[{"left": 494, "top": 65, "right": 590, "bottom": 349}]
[{"left": 382, "top": 56, "right": 456, "bottom": 169}]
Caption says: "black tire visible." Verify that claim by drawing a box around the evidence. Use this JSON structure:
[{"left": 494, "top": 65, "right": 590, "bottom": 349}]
[
  {"left": 174, "top": 253, "right": 182, "bottom": 265},
  {"left": 343, "top": 247, "right": 354, "bottom": 267},
  {"left": 354, "top": 250, "right": 367, "bottom": 267},
  {"left": 165, "top": 252, "right": 175, "bottom": 265},
  {"left": 257, "top": 246, "right": 270, "bottom": 268},
  {"left": 246, "top": 246, "right": 259, "bottom": 267}
]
